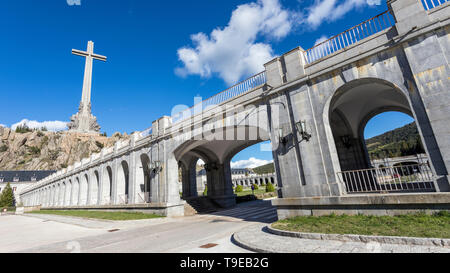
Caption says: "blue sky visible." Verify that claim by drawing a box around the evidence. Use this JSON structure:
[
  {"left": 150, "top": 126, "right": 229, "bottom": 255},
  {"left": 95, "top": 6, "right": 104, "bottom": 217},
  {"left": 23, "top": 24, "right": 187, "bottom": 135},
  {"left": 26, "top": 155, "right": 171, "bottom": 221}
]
[{"left": 0, "top": 0, "right": 410, "bottom": 167}]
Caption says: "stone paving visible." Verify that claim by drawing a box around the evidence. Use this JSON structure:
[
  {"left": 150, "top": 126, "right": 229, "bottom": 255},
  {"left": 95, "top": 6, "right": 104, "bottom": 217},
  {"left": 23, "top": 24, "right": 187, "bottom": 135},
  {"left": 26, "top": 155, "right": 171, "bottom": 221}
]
[{"left": 233, "top": 224, "right": 450, "bottom": 253}]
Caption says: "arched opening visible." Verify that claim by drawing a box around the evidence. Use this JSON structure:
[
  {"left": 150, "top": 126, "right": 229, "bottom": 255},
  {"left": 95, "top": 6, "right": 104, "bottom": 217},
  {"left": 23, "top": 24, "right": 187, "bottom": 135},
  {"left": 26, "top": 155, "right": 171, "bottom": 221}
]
[
  {"left": 102, "top": 166, "right": 113, "bottom": 205},
  {"left": 90, "top": 171, "right": 99, "bottom": 205},
  {"left": 117, "top": 160, "right": 130, "bottom": 204},
  {"left": 65, "top": 180, "right": 72, "bottom": 206},
  {"left": 173, "top": 103, "right": 272, "bottom": 210},
  {"left": 59, "top": 182, "right": 66, "bottom": 206},
  {"left": 72, "top": 178, "right": 79, "bottom": 206},
  {"left": 327, "top": 79, "right": 435, "bottom": 193},
  {"left": 137, "top": 153, "right": 152, "bottom": 203},
  {"left": 79, "top": 174, "right": 88, "bottom": 206},
  {"left": 51, "top": 185, "right": 57, "bottom": 207}
]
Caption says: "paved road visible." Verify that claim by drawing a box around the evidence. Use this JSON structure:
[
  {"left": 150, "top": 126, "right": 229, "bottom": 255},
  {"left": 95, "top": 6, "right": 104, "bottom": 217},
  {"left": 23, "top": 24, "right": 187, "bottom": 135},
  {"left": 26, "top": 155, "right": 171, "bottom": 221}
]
[
  {"left": 234, "top": 224, "right": 450, "bottom": 253},
  {"left": 1, "top": 200, "right": 277, "bottom": 253}
]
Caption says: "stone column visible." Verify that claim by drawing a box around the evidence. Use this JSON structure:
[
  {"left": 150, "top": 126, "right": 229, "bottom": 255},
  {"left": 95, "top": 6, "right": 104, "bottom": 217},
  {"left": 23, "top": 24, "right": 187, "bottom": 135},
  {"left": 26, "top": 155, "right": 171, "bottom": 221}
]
[
  {"left": 206, "top": 161, "right": 236, "bottom": 208},
  {"left": 126, "top": 152, "right": 136, "bottom": 204},
  {"left": 389, "top": 0, "right": 450, "bottom": 191}
]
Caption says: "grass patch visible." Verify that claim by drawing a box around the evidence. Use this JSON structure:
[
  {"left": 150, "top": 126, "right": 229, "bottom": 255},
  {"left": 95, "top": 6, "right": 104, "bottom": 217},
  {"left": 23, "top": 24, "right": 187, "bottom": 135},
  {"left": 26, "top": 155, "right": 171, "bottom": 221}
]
[
  {"left": 235, "top": 188, "right": 268, "bottom": 197},
  {"left": 28, "top": 210, "right": 163, "bottom": 221},
  {"left": 272, "top": 212, "right": 450, "bottom": 239}
]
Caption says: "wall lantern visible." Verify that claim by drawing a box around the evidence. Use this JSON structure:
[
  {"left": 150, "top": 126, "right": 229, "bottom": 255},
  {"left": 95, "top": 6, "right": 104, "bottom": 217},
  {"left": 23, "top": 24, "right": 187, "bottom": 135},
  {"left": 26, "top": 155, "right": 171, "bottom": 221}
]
[
  {"left": 278, "top": 127, "right": 288, "bottom": 146},
  {"left": 296, "top": 120, "right": 312, "bottom": 142},
  {"left": 341, "top": 135, "right": 352, "bottom": 149},
  {"left": 150, "top": 161, "right": 163, "bottom": 174}
]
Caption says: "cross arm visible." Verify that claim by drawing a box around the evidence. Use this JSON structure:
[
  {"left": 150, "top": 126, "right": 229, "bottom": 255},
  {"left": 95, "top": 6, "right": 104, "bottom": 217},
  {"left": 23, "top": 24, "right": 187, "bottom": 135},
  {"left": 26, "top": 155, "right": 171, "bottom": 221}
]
[
  {"left": 92, "top": 54, "right": 107, "bottom": 62},
  {"left": 71, "top": 49, "right": 107, "bottom": 62},
  {"left": 72, "top": 49, "right": 89, "bottom": 57}
]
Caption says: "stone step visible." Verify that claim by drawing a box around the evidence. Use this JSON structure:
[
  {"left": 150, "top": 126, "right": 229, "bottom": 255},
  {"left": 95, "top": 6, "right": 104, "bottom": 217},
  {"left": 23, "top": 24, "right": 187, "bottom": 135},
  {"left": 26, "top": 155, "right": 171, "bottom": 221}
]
[{"left": 184, "top": 197, "right": 219, "bottom": 214}]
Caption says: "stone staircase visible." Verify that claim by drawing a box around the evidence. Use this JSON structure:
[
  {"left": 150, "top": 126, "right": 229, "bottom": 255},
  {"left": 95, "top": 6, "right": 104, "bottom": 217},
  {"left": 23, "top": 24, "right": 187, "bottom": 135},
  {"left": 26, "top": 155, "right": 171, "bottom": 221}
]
[{"left": 184, "top": 197, "right": 220, "bottom": 215}]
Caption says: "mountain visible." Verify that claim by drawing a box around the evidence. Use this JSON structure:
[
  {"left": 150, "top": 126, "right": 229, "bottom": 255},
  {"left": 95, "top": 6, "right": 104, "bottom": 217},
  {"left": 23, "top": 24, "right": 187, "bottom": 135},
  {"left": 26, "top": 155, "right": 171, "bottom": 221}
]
[
  {"left": 365, "top": 122, "right": 424, "bottom": 160},
  {"left": 252, "top": 162, "right": 275, "bottom": 175},
  {"left": 0, "top": 126, "right": 128, "bottom": 171}
]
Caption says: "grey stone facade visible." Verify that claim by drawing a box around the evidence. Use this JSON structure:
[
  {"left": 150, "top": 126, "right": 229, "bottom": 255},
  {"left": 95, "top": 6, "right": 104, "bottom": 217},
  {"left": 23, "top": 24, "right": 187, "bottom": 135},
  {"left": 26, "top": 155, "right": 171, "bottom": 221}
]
[{"left": 21, "top": 0, "right": 450, "bottom": 217}]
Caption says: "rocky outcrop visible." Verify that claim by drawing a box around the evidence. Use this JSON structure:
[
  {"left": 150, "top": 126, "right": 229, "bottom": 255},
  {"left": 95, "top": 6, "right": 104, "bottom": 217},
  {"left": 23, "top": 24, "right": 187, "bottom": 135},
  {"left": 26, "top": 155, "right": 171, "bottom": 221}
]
[{"left": 0, "top": 127, "right": 128, "bottom": 170}]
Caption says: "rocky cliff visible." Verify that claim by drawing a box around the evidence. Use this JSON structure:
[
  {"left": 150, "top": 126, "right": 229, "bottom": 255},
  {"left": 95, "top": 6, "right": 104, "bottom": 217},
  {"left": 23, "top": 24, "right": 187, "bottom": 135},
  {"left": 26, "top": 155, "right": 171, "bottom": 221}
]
[{"left": 0, "top": 126, "right": 129, "bottom": 171}]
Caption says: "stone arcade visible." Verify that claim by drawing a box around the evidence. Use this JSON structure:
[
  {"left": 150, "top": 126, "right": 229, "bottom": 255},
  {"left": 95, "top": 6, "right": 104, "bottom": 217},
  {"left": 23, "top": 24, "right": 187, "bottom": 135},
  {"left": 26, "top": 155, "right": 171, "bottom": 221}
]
[{"left": 21, "top": 0, "right": 450, "bottom": 218}]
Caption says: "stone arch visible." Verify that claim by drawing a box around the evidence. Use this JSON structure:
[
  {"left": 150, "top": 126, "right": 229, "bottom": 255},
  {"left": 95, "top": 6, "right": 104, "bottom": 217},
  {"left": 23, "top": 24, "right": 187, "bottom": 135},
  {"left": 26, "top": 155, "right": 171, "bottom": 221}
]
[
  {"left": 59, "top": 182, "right": 66, "bottom": 206},
  {"left": 72, "top": 177, "right": 80, "bottom": 206},
  {"left": 325, "top": 78, "right": 415, "bottom": 172},
  {"left": 323, "top": 77, "right": 445, "bottom": 192},
  {"left": 102, "top": 165, "right": 113, "bottom": 205},
  {"left": 136, "top": 153, "right": 152, "bottom": 203},
  {"left": 65, "top": 180, "right": 72, "bottom": 206},
  {"left": 90, "top": 170, "right": 100, "bottom": 205},
  {"left": 78, "top": 173, "right": 89, "bottom": 206},
  {"left": 51, "top": 185, "right": 57, "bottom": 207},
  {"left": 116, "top": 160, "right": 130, "bottom": 204}
]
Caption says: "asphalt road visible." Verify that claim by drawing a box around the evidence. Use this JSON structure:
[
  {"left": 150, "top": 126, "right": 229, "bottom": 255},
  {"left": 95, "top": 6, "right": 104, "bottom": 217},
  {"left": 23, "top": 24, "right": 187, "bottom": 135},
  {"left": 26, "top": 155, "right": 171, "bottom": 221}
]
[{"left": 0, "top": 199, "right": 278, "bottom": 253}]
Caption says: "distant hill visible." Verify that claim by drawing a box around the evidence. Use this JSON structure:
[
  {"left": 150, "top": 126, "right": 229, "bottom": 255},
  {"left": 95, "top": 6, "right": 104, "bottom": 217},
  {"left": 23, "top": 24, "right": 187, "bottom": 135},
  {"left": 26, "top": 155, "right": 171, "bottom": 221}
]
[
  {"left": 252, "top": 162, "right": 275, "bottom": 175},
  {"left": 365, "top": 122, "right": 424, "bottom": 160}
]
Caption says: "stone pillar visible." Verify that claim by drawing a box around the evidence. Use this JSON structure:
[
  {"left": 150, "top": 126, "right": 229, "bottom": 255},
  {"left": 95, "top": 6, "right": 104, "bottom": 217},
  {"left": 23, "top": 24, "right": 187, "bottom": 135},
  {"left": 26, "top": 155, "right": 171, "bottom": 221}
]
[
  {"left": 97, "top": 165, "right": 104, "bottom": 206},
  {"left": 206, "top": 161, "right": 236, "bottom": 208},
  {"left": 111, "top": 157, "right": 119, "bottom": 205},
  {"left": 128, "top": 151, "right": 137, "bottom": 204},
  {"left": 387, "top": 0, "right": 430, "bottom": 36},
  {"left": 390, "top": 0, "right": 450, "bottom": 191},
  {"left": 153, "top": 116, "right": 185, "bottom": 216}
]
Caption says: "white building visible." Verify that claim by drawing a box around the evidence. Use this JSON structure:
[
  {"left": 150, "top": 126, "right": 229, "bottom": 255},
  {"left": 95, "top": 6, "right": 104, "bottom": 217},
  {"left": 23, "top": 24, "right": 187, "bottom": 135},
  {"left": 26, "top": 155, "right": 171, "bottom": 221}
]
[{"left": 0, "top": 171, "right": 56, "bottom": 205}]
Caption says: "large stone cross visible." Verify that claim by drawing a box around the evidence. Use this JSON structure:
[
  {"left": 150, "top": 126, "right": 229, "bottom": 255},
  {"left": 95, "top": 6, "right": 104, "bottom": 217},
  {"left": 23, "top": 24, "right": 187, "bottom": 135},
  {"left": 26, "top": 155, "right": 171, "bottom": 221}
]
[
  {"left": 72, "top": 41, "right": 107, "bottom": 114},
  {"left": 68, "top": 41, "right": 106, "bottom": 134}
]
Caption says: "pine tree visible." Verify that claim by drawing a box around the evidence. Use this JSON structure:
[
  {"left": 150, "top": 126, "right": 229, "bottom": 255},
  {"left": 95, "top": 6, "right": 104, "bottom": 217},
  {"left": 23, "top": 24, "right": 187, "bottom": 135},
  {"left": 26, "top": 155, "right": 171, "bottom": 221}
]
[{"left": 0, "top": 183, "right": 15, "bottom": 208}]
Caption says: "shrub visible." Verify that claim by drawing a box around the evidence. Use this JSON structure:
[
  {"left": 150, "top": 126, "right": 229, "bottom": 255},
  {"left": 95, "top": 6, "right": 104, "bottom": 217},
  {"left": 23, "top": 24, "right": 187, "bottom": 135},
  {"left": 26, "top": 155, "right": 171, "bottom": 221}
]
[
  {"left": 37, "top": 131, "right": 44, "bottom": 137},
  {"left": 266, "top": 183, "right": 275, "bottom": 193},
  {"left": 48, "top": 149, "right": 60, "bottom": 160},
  {"left": 29, "top": 146, "right": 41, "bottom": 155},
  {"left": 203, "top": 186, "right": 208, "bottom": 196},
  {"left": 252, "top": 184, "right": 259, "bottom": 190},
  {"left": 0, "top": 145, "right": 7, "bottom": 152},
  {"left": 95, "top": 141, "right": 104, "bottom": 149},
  {"left": 235, "top": 185, "right": 243, "bottom": 193}
]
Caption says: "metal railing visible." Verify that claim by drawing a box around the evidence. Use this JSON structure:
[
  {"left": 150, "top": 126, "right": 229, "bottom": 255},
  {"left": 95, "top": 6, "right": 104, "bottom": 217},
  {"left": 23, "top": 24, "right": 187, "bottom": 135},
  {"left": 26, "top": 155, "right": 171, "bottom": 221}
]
[
  {"left": 338, "top": 164, "right": 436, "bottom": 194},
  {"left": 305, "top": 10, "right": 395, "bottom": 64},
  {"left": 422, "top": 0, "right": 448, "bottom": 10},
  {"left": 171, "top": 71, "right": 266, "bottom": 124},
  {"left": 141, "top": 127, "right": 152, "bottom": 138}
]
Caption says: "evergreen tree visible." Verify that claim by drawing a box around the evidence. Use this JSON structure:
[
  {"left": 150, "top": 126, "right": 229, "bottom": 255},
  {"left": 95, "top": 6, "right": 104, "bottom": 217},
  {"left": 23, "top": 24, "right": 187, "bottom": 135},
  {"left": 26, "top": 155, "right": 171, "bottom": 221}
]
[{"left": 0, "top": 183, "right": 15, "bottom": 208}]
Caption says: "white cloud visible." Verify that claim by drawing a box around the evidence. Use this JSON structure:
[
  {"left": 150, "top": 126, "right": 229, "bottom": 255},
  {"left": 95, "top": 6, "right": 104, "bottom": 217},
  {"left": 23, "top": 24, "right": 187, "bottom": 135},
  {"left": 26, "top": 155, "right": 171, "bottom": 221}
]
[
  {"left": 176, "top": 0, "right": 381, "bottom": 85},
  {"left": 176, "top": 0, "right": 293, "bottom": 85},
  {"left": 0, "top": 124, "right": 6, "bottom": 128},
  {"left": 231, "top": 157, "right": 273, "bottom": 169},
  {"left": 11, "top": 119, "right": 68, "bottom": 132},
  {"left": 307, "top": 0, "right": 380, "bottom": 29}
]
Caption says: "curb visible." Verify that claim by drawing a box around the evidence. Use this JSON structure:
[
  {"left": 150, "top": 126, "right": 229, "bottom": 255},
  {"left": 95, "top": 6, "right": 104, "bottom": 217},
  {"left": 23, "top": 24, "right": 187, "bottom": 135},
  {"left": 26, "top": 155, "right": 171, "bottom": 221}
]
[
  {"left": 267, "top": 225, "right": 450, "bottom": 247},
  {"left": 232, "top": 232, "right": 275, "bottom": 253}
]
